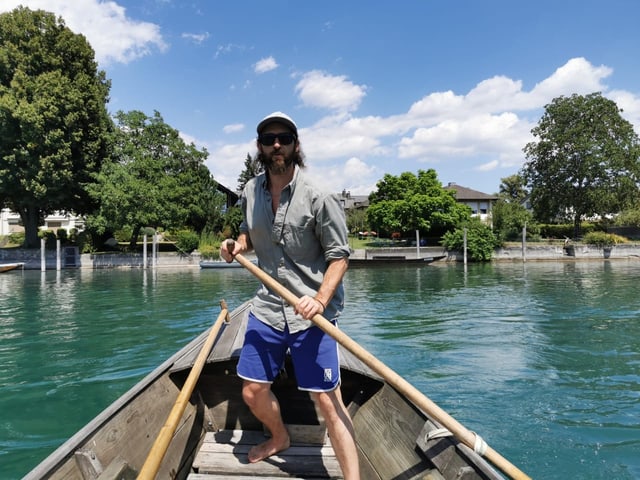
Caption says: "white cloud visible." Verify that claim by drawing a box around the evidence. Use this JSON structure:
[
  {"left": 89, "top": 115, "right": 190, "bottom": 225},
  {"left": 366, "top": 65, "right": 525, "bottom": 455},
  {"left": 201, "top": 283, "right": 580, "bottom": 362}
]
[
  {"left": 475, "top": 160, "right": 499, "bottom": 172},
  {"left": 207, "top": 57, "right": 631, "bottom": 194},
  {"left": 294, "top": 70, "right": 367, "bottom": 113},
  {"left": 182, "top": 32, "right": 210, "bottom": 44},
  {"left": 0, "top": 0, "right": 167, "bottom": 65},
  {"left": 206, "top": 140, "right": 256, "bottom": 191},
  {"left": 608, "top": 89, "right": 640, "bottom": 135},
  {"left": 223, "top": 123, "right": 245, "bottom": 134},
  {"left": 306, "top": 157, "right": 380, "bottom": 196},
  {"left": 215, "top": 43, "right": 246, "bottom": 58},
  {"left": 529, "top": 57, "right": 612, "bottom": 103},
  {"left": 254, "top": 56, "right": 278, "bottom": 74}
]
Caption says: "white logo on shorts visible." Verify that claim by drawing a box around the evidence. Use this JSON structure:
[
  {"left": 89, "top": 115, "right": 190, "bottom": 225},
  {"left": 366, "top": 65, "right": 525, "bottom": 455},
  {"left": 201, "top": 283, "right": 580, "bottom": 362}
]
[{"left": 324, "top": 368, "right": 332, "bottom": 382}]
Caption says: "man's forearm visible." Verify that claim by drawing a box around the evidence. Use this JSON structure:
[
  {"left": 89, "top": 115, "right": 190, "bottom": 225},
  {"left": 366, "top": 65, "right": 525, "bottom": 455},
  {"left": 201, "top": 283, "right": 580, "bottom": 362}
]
[{"left": 315, "top": 257, "right": 348, "bottom": 307}]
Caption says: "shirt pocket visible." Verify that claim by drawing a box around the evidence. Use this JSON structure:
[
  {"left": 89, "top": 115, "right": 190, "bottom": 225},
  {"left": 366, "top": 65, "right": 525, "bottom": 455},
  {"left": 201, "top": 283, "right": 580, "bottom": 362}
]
[{"left": 282, "top": 218, "right": 318, "bottom": 260}]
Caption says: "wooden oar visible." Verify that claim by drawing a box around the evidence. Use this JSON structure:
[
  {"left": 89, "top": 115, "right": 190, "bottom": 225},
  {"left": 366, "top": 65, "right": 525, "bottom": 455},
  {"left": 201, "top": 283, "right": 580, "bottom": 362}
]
[
  {"left": 137, "top": 301, "right": 230, "bottom": 480},
  {"left": 226, "top": 241, "right": 531, "bottom": 480}
]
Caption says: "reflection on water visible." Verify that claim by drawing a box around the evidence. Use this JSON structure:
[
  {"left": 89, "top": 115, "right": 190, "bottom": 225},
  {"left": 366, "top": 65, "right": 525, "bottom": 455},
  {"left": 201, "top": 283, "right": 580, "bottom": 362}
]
[
  {"left": 343, "top": 261, "right": 640, "bottom": 479},
  {"left": 1, "top": 261, "right": 639, "bottom": 479}
]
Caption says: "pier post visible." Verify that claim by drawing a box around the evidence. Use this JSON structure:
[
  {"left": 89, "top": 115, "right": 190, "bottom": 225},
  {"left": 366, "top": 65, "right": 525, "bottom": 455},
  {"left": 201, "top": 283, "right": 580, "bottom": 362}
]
[
  {"left": 56, "top": 239, "right": 61, "bottom": 271},
  {"left": 463, "top": 228, "right": 468, "bottom": 265},
  {"left": 143, "top": 234, "right": 148, "bottom": 269},
  {"left": 41, "top": 238, "right": 46, "bottom": 271}
]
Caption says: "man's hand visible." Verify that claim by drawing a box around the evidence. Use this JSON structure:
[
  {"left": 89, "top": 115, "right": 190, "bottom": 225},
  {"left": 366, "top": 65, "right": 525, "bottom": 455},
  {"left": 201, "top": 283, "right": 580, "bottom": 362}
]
[
  {"left": 295, "top": 295, "right": 326, "bottom": 320},
  {"left": 220, "top": 239, "right": 238, "bottom": 263}
]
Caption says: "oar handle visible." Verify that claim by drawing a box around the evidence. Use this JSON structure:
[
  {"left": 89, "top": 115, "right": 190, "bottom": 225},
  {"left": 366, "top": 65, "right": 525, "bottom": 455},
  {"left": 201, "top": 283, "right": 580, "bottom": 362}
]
[
  {"left": 227, "top": 241, "right": 530, "bottom": 480},
  {"left": 138, "top": 301, "right": 230, "bottom": 480}
]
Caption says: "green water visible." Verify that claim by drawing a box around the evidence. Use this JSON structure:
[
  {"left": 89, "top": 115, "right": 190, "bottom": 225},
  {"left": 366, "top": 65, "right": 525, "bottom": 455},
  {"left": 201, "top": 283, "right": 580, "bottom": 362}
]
[{"left": 1, "top": 262, "right": 639, "bottom": 479}]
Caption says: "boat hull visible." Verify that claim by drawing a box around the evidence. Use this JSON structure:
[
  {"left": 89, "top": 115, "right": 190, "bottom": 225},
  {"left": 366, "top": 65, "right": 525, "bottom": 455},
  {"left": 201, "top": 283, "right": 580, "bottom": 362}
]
[
  {"left": 25, "top": 301, "right": 503, "bottom": 480},
  {"left": 0, "top": 262, "right": 24, "bottom": 273},
  {"left": 200, "top": 259, "right": 257, "bottom": 269}
]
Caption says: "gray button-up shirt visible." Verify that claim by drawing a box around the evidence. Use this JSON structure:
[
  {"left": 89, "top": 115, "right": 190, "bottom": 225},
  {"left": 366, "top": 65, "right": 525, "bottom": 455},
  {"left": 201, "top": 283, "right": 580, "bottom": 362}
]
[{"left": 240, "top": 167, "right": 350, "bottom": 332}]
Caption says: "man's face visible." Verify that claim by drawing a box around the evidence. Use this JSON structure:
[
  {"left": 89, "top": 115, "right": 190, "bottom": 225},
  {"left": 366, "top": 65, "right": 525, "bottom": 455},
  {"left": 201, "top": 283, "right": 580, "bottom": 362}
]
[{"left": 257, "top": 122, "right": 298, "bottom": 175}]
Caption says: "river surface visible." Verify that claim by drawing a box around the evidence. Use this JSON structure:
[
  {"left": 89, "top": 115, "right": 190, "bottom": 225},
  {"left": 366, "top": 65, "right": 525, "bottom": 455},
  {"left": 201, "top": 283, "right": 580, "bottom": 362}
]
[{"left": 1, "top": 261, "right": 639, "bottom": 479}]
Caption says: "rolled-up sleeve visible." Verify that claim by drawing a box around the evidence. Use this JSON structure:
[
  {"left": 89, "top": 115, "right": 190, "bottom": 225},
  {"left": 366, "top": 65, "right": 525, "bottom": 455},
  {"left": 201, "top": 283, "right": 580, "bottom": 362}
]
[{"left": 316, "top": 193, "right": 351, "bottom": 262}]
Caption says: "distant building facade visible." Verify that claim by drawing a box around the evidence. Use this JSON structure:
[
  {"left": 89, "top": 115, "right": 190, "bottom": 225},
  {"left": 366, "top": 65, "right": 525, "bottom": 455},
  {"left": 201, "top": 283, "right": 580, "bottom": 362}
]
[
  {"left": 443, "top": 182, "right": 498, "bottom": 222},
  {"left": 1, "top": 208, "right": 85, "bottom": 236},
  {"left": 338, "top": 190, "right": 369, "bottom": 211}
]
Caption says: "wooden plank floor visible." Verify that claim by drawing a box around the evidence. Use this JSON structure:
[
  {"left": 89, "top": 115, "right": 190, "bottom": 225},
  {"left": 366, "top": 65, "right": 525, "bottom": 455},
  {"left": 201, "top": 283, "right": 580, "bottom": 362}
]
[{"left": 189, "top": 430, "right": 343, "bottom": 479}]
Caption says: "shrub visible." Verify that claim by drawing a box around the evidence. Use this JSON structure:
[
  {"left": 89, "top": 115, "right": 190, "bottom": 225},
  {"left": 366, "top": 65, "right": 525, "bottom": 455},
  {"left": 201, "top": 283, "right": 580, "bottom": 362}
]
[
  {"left": 198, "top": 244, "right": 219, "bottom": 260},
  {"left": 8, "top": 232, "right": 25, "bottom": 246},
  {"left": 197, "top": 230, "right": 222, "bottom": 259},
  {"left": 582, "top": 231, "right": 627, "bottom": 247},
  {"left": 56, "top": 228, "right": 68, "bottom": 243},
  {"left": 37, "top": 229, "right": 57, "bottom": 249},
  {"left": 173, "top": 230, "right": 200, "bottom": 254},
  {"left": 441, "top": 220, "right": 500, "bottom": 262},
  {"left": 539, "top": 223, "right": 598, "bottom": 239}
]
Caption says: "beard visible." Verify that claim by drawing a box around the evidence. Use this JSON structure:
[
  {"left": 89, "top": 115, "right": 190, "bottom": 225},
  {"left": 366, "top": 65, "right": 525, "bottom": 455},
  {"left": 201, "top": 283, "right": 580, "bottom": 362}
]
[{"left": 264, "top": 149, "right": 295, "bottom": 175}]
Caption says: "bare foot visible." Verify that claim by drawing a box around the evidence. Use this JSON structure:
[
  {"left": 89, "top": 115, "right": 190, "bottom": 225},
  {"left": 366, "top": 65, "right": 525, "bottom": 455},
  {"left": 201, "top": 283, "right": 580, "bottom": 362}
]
[{"left": 248, "top": 436, "right": 290, "bottom": 463}]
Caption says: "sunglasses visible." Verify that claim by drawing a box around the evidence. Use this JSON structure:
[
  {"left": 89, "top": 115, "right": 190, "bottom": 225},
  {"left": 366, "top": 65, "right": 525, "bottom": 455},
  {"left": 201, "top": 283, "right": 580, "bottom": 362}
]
[{"left": 258, "top": 132, "right": 297, "bottom": 146}]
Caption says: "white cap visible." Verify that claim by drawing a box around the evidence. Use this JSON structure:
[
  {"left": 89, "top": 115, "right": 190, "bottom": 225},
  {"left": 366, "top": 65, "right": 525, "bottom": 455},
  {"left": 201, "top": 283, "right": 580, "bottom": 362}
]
[{"left": 256, "top": 111, "right": 298, "bottom": 136}]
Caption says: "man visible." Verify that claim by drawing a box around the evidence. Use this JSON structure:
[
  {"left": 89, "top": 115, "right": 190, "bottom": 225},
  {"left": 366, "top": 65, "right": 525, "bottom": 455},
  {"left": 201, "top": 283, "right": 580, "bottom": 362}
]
[{"left": 220, "top": 112, "right": 360, "bottom": 479}]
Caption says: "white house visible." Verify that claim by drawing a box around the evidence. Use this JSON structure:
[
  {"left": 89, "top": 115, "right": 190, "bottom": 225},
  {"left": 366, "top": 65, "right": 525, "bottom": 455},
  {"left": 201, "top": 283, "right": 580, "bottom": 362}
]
[{"left": 1, "top": 208, "right": 84, "bottom": 236}]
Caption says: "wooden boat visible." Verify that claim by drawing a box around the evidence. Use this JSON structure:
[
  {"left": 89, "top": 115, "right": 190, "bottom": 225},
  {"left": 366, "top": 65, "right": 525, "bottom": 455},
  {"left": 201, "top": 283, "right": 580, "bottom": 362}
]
[
  {"left": 200, "top": 259, "right": 258, "bottom": 269},
  {"left": 24, "top": 297, "right": 520, "bottom": 480},
  {"left": 200, "top": 260, "right": 244, "bottom": 269},
  {"left": 349, "top": 255, "right": 446, "bottom": 266},
  {"left": 0, "top": 262, "right": 24, "bottom": 273}
]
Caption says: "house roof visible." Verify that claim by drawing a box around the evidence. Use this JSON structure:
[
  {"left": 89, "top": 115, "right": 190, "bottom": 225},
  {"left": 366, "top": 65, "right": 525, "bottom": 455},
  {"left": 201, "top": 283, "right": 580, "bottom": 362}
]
[
  {"left": 216, "top": 182, "right": 240, "bottom": 208},
  {"left": 443, "top": 182, "right": 498, "bottom": 201},
  {"left": 338, "top": 190, "right": 369, "bottom": 210}
]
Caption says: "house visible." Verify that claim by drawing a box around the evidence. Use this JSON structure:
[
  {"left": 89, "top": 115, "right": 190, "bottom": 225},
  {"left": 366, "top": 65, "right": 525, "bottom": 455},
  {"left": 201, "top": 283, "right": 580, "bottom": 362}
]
[
  {"left": 0, "top": 209, "right": 22, "bottom": 236},
  {"left": 1, "top": 208, "right": 85, "bottom": 236},
  {"left": 338, "top": 190, "right": 369, "bottom": 211},
  {"left": 443, "top": 182, "right": 498, "bottom": 222},
  {"left": 216, "top": 182, "right": 240, "bottom": 210}
]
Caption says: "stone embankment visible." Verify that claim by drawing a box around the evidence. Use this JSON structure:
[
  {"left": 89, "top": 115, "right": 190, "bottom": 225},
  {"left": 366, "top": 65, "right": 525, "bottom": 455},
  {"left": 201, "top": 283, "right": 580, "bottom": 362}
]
[
  {"left": 351, "top": 244, "right": 640, "bottom": 262},
  {"left": 3, "top": 244, "right": 640, "bottom": 270}
]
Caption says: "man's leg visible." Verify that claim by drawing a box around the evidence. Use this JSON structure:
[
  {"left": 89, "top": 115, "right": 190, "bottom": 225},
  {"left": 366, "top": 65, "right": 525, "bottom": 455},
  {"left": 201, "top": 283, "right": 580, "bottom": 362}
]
[
  {"left": 242, "top": 380, "right": 291, "bottom": 463},
  {"left": 313, "top": 387, "right": 360, "bottom": 480}
]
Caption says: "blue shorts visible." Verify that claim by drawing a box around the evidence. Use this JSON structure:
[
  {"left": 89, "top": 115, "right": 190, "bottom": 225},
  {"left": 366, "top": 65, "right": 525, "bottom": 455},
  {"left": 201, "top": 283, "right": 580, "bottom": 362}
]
[{"left": 237, "top": 312, "right": 341, "bottom": 392}]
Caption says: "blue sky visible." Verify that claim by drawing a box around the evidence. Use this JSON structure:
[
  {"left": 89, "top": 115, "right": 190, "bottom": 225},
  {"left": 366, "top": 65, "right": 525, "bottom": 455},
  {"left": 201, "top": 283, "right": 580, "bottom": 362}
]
[{"left": 4, "top": 0, "right": 640, "bottom": 196}]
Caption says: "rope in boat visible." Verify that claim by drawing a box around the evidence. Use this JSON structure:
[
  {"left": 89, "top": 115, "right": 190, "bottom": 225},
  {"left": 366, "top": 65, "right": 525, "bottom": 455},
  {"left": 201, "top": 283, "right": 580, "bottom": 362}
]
[{"left": 426, "top": 428, "right": 488, "bottom": 455}]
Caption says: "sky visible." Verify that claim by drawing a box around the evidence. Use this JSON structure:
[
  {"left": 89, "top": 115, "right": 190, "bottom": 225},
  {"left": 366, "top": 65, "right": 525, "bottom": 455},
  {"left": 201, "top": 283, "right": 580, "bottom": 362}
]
[{"left": 3, "top": 1, "right": 640, "bottom": 197}]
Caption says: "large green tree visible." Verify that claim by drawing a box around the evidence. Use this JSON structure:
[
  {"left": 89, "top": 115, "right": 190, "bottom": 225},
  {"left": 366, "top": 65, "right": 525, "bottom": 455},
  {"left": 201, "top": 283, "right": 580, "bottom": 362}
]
[
  {"left": 522, "top": 92, "right": 640, "bottom": 237},
  {"left": 0, "top": 7, "right": 112, "bottom": 247},
  {"left": 366, "top": 169, "right": 470, "bottom": 237},
  {"left": 86, "top": 110, "right": 222, "bottom": 246}
]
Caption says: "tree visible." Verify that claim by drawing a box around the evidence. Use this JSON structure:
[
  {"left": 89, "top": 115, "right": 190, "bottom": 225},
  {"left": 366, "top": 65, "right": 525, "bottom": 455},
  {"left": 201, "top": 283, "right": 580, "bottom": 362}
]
[
  {"left": 366, "top": 169, "right": 470, "bottom": 237},
  {"left": 237, "top": 153, "right": 263, "bottom": 192},
  {"left": 498, "top": 174, "right": 529, "bottom": 204},
  {"left": 492, "top": 174, "right": 538, "bottom": 241},
  {"left": 86, "top": 110, "right": 221, "bottom": 246},
  {"left": 346, "top": 208, "right": 368, "bottom": 235},
  {"left": 0, "top": 7, "right": 112, "bottom": 247},
  {"left": 522, "top": 92, "right": 640, "bottom": 237}
]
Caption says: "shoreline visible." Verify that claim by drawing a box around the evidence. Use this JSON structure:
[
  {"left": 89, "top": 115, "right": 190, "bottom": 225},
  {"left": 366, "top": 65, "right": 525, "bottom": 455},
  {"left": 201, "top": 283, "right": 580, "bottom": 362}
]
[{"left": 2, "top": 244, "right": 640, "bottom": 270}]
